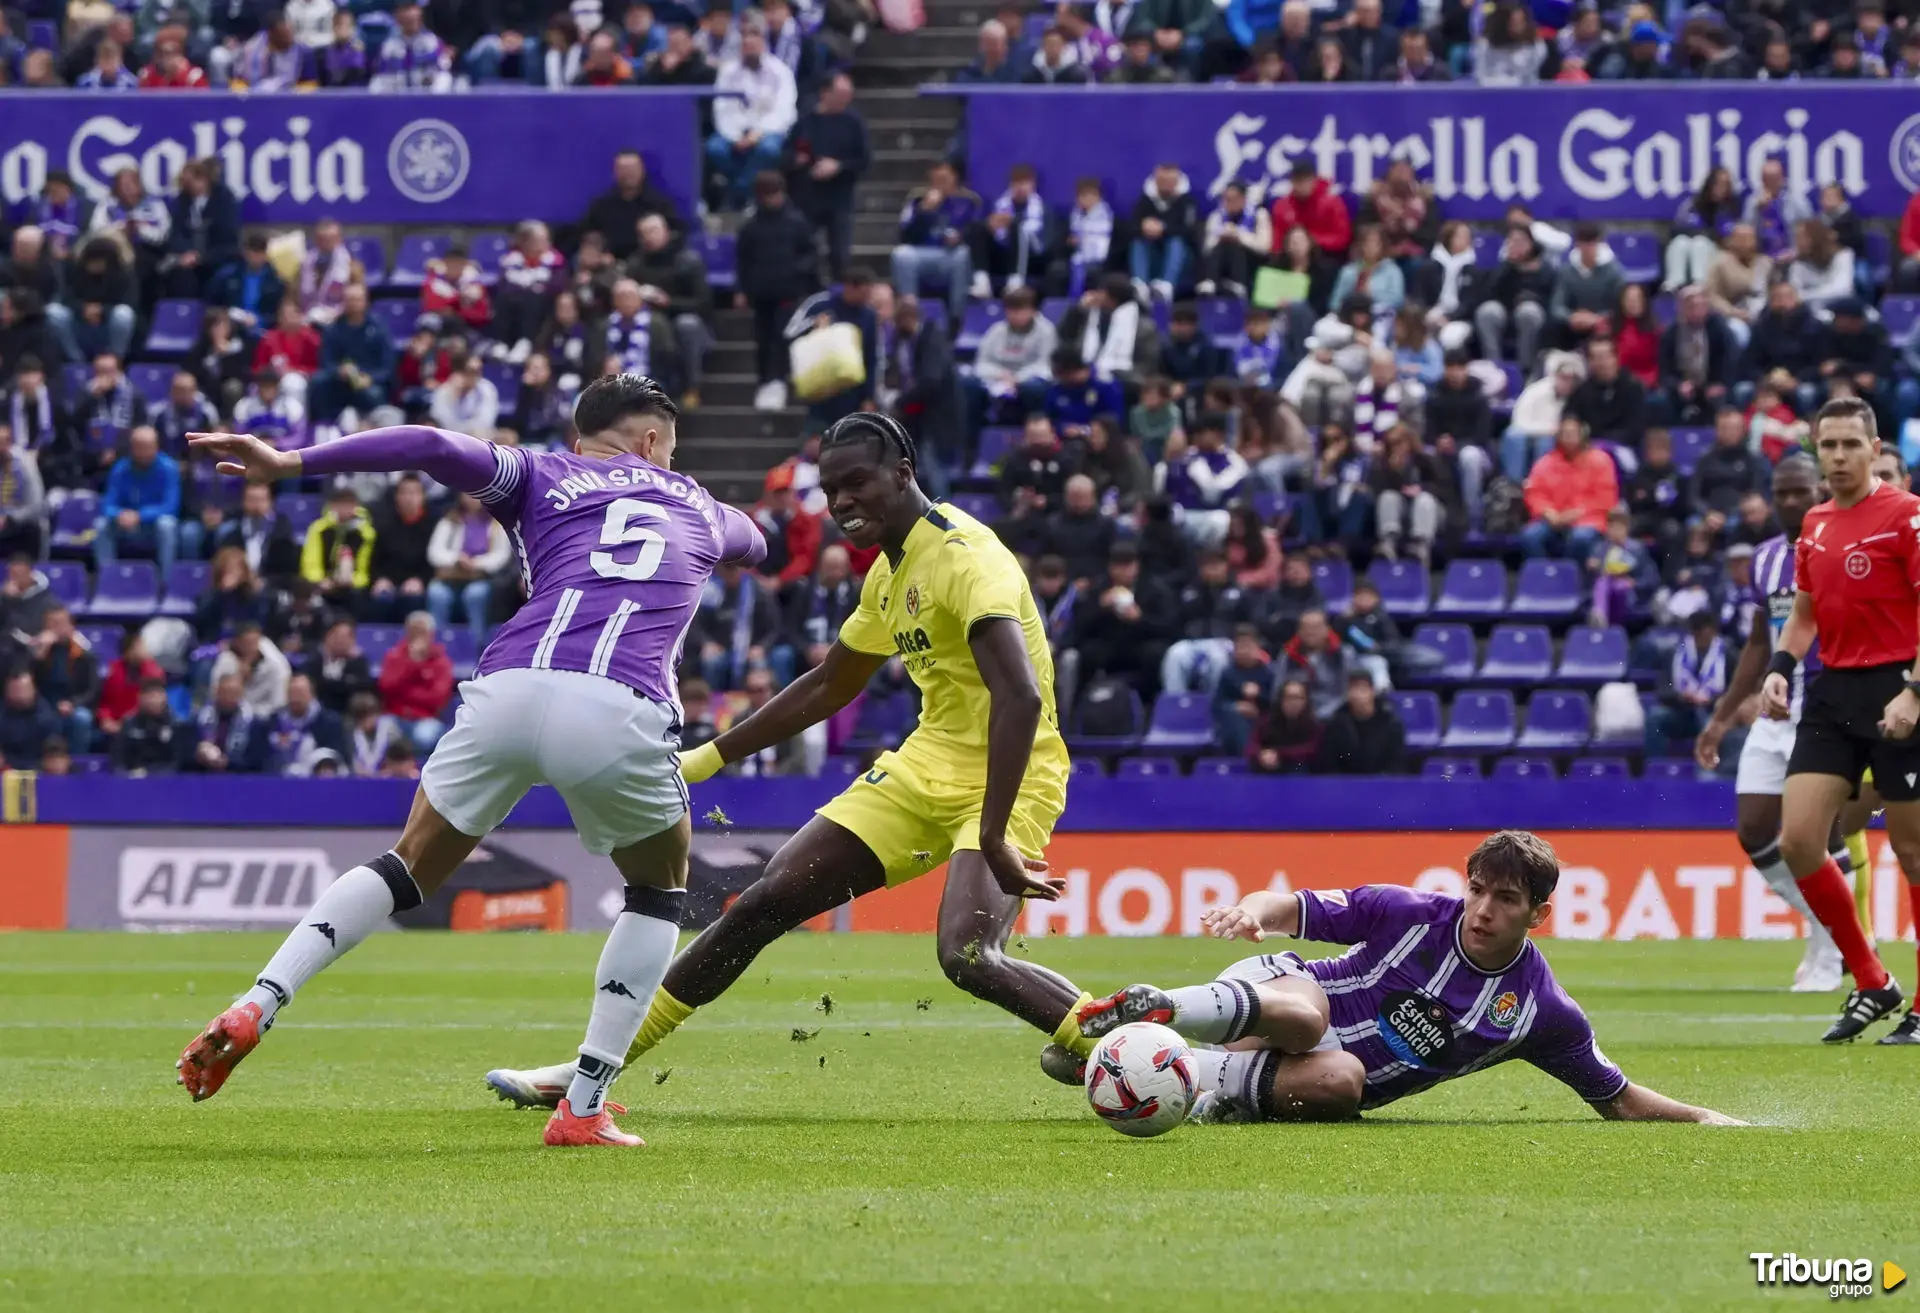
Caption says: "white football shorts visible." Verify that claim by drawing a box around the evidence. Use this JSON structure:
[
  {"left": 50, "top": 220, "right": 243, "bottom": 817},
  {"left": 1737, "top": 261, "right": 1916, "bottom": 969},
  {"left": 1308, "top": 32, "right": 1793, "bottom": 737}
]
[
  {"left": 1215, "top": 951, "right": 1343, "bottom": 1055},
  {"left": 421, "top": 666, "right": 687, "bottom": 854},
  {"left": 1734, "top": 715, "right": 1798, "bottom": 798}
]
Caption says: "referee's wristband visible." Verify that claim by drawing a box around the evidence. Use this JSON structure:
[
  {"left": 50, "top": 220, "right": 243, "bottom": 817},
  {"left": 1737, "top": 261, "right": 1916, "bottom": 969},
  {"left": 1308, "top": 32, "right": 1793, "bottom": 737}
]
[
  {"left": 680, "top": 741, "right": 725, "bottom": 785},
  {"left": 1766, "top": 651, "right": 1798, "bottom": 683}
]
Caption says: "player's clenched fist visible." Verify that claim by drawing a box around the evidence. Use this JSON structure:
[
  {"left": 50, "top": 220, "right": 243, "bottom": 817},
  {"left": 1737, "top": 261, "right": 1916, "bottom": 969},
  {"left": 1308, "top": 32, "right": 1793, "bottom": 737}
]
[
  {"left": 1759, "top": 672, "right": 1792, "bottom": 721},
  {"left": 1202, "top": 905, "right": 1266, "bottom": 942}
]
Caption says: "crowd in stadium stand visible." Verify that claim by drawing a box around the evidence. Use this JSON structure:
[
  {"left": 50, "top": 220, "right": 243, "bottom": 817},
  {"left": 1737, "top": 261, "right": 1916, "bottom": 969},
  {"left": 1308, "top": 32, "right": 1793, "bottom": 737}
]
[{"left": 6, "top": 0, "right": 1920, "bottom": 780}]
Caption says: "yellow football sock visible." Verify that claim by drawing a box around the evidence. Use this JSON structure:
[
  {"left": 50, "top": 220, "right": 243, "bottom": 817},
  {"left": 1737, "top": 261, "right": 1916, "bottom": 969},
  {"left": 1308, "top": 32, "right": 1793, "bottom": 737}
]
[
  {"left": 1847, "top": 831, "right": 1872, "bottom": 936},
  {"left": 1053, "top": 991, "right": 1096, "bottom": 1059},
  {"left": 623, "top": 989, "right": 695, "bottom": 1066}
]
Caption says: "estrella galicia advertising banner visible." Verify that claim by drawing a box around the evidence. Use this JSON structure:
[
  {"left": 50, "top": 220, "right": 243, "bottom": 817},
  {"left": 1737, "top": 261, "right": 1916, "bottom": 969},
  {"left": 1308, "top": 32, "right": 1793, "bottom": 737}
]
[
  {"left": 0, "top": 90, "right": 702, "bottom": 224},
  {"left": 960, "top": 84, "right": 1920, "bottom": 220}
]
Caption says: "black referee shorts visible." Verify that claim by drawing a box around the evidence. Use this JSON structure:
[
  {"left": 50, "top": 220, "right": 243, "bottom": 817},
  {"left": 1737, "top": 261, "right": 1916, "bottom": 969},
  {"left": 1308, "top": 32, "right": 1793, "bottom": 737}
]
[{"left": 1788, "top": 662, "right": 1920, "bottom": 802}]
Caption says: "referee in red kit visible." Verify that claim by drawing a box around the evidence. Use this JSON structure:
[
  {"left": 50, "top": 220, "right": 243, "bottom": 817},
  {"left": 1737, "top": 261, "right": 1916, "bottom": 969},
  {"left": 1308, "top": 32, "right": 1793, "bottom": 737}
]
[{"left": 1763, "top": 397, "right": 1920, "bottom": 1044}]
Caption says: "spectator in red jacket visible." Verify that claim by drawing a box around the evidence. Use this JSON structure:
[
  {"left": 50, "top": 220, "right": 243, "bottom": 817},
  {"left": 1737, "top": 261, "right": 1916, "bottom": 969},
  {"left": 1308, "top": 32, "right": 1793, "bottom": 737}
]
[
  {"left": 97, "top": 626, "right": 166, "bottom": 739},
  {"left": 1898, "top": 189, "right": 1920, "bottom": 292},
  {"left": 752, "top": 463, "right": 821, "bottom": 587},
  {"left": 376, "top": 611, "right": 453, "bottom": 757},
  {"left": 1269, "top": 160, "right": 1351, "bottom": 262},
  {"left": 1521, "top": 417, "right": 1619, "bottom": 561},
  {"left": 138, "top": 29, "right": 210, "bottom": 88},
  {"left": 420, "top": 239, "right": 492, "bottom": 332},
  {"left": 254, "top": 299, "right": 322, "bottom": 401}
]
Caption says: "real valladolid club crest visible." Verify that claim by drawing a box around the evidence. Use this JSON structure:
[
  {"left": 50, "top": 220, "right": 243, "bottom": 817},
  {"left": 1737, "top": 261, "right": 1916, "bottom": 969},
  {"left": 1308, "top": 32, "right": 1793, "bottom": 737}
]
[
  {"left": 903, "top": 585, "right": 921, "bottom": 618},
  {"left": 387, "top": 119, "right": 470, "bottom": 204},
  {"left": 1486, "top": 991, "right": 1520, "bottom": 1030}
]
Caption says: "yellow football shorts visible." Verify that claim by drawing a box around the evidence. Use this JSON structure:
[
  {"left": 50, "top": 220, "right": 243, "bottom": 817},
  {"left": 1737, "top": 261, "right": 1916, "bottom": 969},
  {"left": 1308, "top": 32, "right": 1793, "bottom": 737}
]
[{"left": 817, "top": 747, "right": 1066, "bottom": 886}]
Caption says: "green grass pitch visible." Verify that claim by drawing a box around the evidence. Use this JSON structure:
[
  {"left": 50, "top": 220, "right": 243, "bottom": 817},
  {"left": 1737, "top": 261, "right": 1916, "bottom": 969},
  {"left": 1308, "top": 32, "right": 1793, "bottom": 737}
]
[{"left": 2, "top": 931, "right": 1915, "bottom": 1311}]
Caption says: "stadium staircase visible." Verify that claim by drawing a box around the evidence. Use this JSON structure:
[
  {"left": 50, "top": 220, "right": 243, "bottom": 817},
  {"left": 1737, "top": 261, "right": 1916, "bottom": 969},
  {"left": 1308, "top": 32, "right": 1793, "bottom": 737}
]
[{"left": 678, "top": 5, "right": 969, "bottom": 503}]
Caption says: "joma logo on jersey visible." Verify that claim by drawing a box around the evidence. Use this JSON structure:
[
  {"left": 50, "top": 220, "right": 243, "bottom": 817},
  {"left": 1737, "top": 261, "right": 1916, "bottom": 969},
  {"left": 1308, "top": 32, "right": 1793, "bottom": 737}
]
[{"left": 893, "top": 628, "right": 933, "bottom": 654}]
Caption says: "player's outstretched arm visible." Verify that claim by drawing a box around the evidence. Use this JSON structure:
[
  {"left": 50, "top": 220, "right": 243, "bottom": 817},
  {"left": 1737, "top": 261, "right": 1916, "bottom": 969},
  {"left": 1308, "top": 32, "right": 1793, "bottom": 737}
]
[
  {"left": 683, "top": 641, "right": 888, "bottom": 783},
  {"left": 191, "top": 426, "right": 505, "bottom": 495},
  {"left": 1697, "top": 610, "right": 1772, "bottom": 770},
  {"left": 969, "top": 617, "right": 1065, "bottom": 901},
  {"left": 1201, "top": 890, "right": 1301, "bottom": 941},
  {"left": 1596, "top": 1082, "right": 1746, "bottom": 1125}
]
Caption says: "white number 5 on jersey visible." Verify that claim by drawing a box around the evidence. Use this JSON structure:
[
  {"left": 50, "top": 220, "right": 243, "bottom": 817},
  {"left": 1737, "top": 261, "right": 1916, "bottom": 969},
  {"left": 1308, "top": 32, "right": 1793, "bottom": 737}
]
[{"left": 591, "top": 497, "right": 669, "bottom": 581}]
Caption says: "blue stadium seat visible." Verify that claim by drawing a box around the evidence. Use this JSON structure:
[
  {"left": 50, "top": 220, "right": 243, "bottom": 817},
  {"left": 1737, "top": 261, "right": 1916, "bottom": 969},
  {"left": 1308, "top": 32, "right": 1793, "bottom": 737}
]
[
  {"left": 1422, "top": 756, "right": 1481, "bottom": 780},
  {"left": 1479, "top": 624, "right": 1553, "bottom": 684},
  {"left": 1409, "top": 622, "right": 1475, "bottom": 684},
  {"left": 946, "top": 492, "right": 998, "bottom": 522},
  {"left": 1116, "top": 756, "right": 1176, "bottom": 779},
  {"left": 129, "top": 363, "right": 175, "bottom": 408},
  {"left": 390, "top": 234, "right": 452, "bottom": 288},
  {"left": 1492, "top": 756, "right": 1556, "bottom": 781},
  {"left": 27, "top": 20, "right": 56, "bottom": 49},
  {"left": 1556, "top": 625, "right": 1629, "bottom": 684},
  {"left": 1509, "top": 559, "right": 1581, "bottom": 618},
  {"left": 1651, "top": 292, "right": 1675, "bottom": 327},
  {"left": 956, "top": 301, "right": 1004, "bottom": 355},
  {"left": 81, "top": 562, "right": 159, "bottom": 619},
  {"left": 345, "top": 235, "right": 388, "bottom": 288},
  {"left": 370, "top": 298, "right": 420, "bottom": 344},
  {"left": 1569, "top": 757, "right": 1630, "bottom": 780},
  {"left": 1431, "top": 559, "right": 1507, "bottom": 620},
  {"left": 820, "top": 757, "right": 861, "bottom": 778},
  {"left": 1642, "top": 758, "right": 1696, "bottom": 780},
  {"left": 1865, "top": 229, "right": 1892, "bottom": 282},
  {"left": 42, "top": 560, "right": 89, "bottom": 609},
  {"left": 1193, "top": 756, "right": 1247, "bottom": 776},
  {"left": 59, "top": 361, "right": 89, "bottom": 401},
  {"left": 1311, "top": 559, "right": 1353, "bottom": 615},
  {"left": 1610, "top": 231, "right": 1659, "bottom": 284},
  {"left": 1670, "top": 427, "right": 1713, "bottom": 474},
  {"left": 1440, "top": 690, "right": 1517, "bottom": 750},
  {"left": 1070, "top": 756, "right": 1108, "bottom": 778},
  {"left": 687, "top": 232, "right": 736, "bottom": 290},
  {"left": 1197, "top": 296, "right": 1245, "bottom": 348},
  {"left": 1066, "top": 682, "right": 1145, "bottom": 754},
  {"left": 1470, "top": 229, "right": 1503, "bottom": 268},
  {"left": 468, "top": 232, "right": 511, "bottom": 283},
  {"left": 443, "top": 629, "right": 479, "bottom": 679},
  {"left": 1141, "top": 692, "right": 1216, "bottom": 754},
  {"left": 1388, "top": 690, "right": 1442, "bottom": 751},
  {"left": 49, "top": 496, "right": 99, "bottom": 558},
  {"left": 1040, "top": 296, "right": 1070, "bottom": 324},
  {"left": 969, "top": 426, "right": 1021, "bottom": 481},
  {"left": 144, "top": 300, "right": 201, "bottom": 356},
  {"left": 1883, "top": 295, "right": 1920, "bottom": 343},
  {"left": 277, "top": 492, "right": 324, "bottom": 535},
  {"left": 357, "top": 623, "right": 404, "bottom": 663},
  {"left": 157, "top": 562, "right": 209, "bottom": 618},
  {"left": 484, "top": 360, "right": 520, "bottom": 412},
  {"left": 1370, "top": 559, "right": 1430, "bottom": 617},
  {"left": 71, "top": 753, "right": 112, "bottom": 774},
  {"left": 1515, "top": 691, "right": 1592, "bottom": 751},
  {"left": 79, "top": 625, "right": 123, "bottom": 662}
]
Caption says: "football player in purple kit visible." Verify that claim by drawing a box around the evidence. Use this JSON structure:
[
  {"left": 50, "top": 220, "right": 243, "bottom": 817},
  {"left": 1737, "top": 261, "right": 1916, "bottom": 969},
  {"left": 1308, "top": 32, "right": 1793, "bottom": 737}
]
[
  {"left": 175, "top": 376, "right": 767, "bottom": 1149},
  {"left": 1077, "top": 831, "right": 1743, "bottom": 1125}
]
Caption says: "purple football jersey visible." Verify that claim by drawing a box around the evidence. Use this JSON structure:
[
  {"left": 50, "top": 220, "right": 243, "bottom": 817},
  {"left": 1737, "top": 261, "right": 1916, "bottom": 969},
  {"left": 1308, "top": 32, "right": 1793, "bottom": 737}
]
[
  {"left": 1292, "top": 885, "right": 1626, "bottom": 1109},
  {"left": 297, "top": 426, "right": 763, "bottom": 706}
]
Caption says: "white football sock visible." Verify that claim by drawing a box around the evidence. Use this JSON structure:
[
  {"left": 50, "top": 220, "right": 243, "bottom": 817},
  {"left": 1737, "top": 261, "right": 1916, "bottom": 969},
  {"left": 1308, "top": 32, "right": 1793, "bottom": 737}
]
[
  {"left": 240, "top": 852, "right": 420, "bottom": 1026},
  {"left": 1749, "top": 839, "right": 1818, "bottom": 921},
  {"left": 1192, "top": 1049, "right": 1274, "bottom": 1115},
  {"left": 564, "top": 889, "right": 683, "bottom": 1117},
  {"left": 1166, "top": 980, "right": 1263, "bottom": 1044}
]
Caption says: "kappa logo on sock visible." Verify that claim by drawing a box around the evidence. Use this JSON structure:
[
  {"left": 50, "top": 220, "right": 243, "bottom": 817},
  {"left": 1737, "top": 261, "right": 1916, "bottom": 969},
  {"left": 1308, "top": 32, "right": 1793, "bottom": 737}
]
[
  {"left": 599, "top": 979, "right": 637, "bottom": 998},
  {"left": 309, "top": 921, "right": 336, "bottom": 945}
]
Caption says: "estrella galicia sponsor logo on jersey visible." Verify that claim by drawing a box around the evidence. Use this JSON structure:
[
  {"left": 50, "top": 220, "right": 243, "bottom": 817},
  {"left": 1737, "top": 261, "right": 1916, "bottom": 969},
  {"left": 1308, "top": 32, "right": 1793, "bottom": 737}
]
[
  {"left": 893, "top": 628, "right": 933, "bottom": 654},
  {"left": 118, "top": 847, "right": 338, "bottom": 923},
  {"left": 1485, "top": 991, "right": 1520, "bottom": 1030},
  {"left": 1378, "top": 990, "right": 1455, "bottom": 1068}
]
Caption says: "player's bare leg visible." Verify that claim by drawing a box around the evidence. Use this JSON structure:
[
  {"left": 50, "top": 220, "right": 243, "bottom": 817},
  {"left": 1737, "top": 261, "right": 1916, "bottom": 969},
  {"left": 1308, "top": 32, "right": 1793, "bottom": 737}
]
[
  {"left": 1780, "top": 772, "right": 1901, "bottom": 1041},
  {"left": 1734, "top": 792, "right": 1842, "bottom": 991},
  {"left": 1871, "top": 798, "right": 1920, "bottom": 1045},
  {"left": 178, "top": 789, "right": 478, "bottom": 1100}
]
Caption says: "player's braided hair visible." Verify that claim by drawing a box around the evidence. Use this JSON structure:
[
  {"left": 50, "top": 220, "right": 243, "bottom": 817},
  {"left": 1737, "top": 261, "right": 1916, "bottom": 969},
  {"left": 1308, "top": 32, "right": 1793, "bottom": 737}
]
[{"left": 821, "top": 411, "right": 917, "bottom": 472}]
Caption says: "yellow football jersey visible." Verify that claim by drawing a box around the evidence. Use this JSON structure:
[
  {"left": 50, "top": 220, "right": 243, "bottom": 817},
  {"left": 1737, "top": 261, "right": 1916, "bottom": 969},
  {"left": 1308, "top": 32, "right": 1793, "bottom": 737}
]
[{"left": 837, "top": 503, "right": 1068, "bottom": 786}]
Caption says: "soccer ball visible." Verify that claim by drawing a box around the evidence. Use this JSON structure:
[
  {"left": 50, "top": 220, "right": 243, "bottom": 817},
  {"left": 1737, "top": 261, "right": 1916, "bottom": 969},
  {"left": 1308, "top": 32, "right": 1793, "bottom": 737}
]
[{"left": 1084, "top": 1022, "right": 1196, "bottom": 1138}]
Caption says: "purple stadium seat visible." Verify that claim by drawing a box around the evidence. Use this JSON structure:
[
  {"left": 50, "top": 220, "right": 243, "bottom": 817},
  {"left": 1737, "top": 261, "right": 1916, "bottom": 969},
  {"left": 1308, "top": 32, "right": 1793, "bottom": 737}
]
[
  {"left": 1369, "top": 559, "right": 1430, "bottom": 617},
  {"left": 1510, "top": 559, "right": 1581, "bottom": 618},
  {"left": 1067, "top": 683, "right": 1145, "bottom": 753},
  {"left": 1193, "top": 756, "right": 1248, "bottom": 776},
  {"left": 28, "top": 20, "right": 56, "bottom": 50},
  {"left": 1070, "top": 756, "right": 1107, "bottom": 778},
  {"left": 144, "top": 300, "right": 201, "bottom": 355},
  {"left": 484, "top": 360, "right": 520, "bottom": 412},
  {"left": 1479, "top": 624, "right": 1553, "bottom": 683},
  {"left": 1040, "top": 296, "right": 1070, "bottom": 324},
  {"left": 820, "top": 757, "right": 861, "bottom": 778},
  {"left": 42, "top": 560, "right": 89, "bottom": 609},
  {"left": 1882, "top": 295, "right": 1920, "bottom": 343},
  {"left": 1610, "top": 231, "right": 1659, "bottom": 284},
  {"left": 1422, "top": 756, "right": 1481, "bottom": 780},
  {"left": 1652, "top": 292, "right": 1675, "bottom": 327},
  {"left": 59, "top": 361, "right": 90, "bottom": 401},
  {"left": 969, "top": 426, "right": 1021, "bottom": 481},
  {"left": 1515, "top": 691, "right": 1592, "bottom": 751},
  {"left": 1569, "top": 757, "right": 1630, "bottom": 780},
  {"left": 1250, "top": 489, "right": 1283, "bottom": 523},
  {"left": 1670, "top": 427, "right": 1713, "bottom": 474},
  {"left": 1497, "top": 362, "right": 1523, "bottom": 397},
  {"left": 1388, "top": 690, "right": 1442, "bottom": 751},
  {"left": 49, "top": 496, "right": 99, "bottom": 557},
  {"left": 129, "top": 363, "right": 175, "bottom": 408},
  {"left": 1440, "top": 690, "right": 1517, "bottom": 750},
  {"left": 688, "top": 232, "right": 736, "bottom": 290},
  {"left": 1312, "top": 559, "right": 1353, "bottom": 615},
  {"left": 71, "top": 753, "right": 112, "bottom": 775},
  {"left": 1556, "top": 625, "right": 1629, "bottom": 684},
  {"left": 1141, "top": 693, "right": 1217, "bottom": 753},
  {"left": 370, "top": 298, "right": 419, "bottom": 345},
  {"left": 1642, "top": 759, "right": 1695, "bottom": 780},
  {"left": 1116, "top": 756, "right": 1177, "bottom": 779},
  {"left": 1198, "top": 296, "right": 1245, "bottom": 348},
  {"left": 1470, "top": 230, "right": 1503, "bottom": 268},
  {"left": 277, "top": 493, "right": 324, "bottom": 535},
  {"left": 345, "top": 235, "right": 388, "bottom": 288},
  {"left": 357, "top": 623, "right": 404, "bottom": 665},
  {"left": 843, "top": 691, "right": 916, "bottom": 752},
  {"left": 1865, "top": 229, "right": 1892, "bottom": 280},
  {"left": 158, "top": 561, "right": 210, "bottom": 618},
  {"left": 1410, "top": 622, "right": 1475, "bottom": 684},
  {"left": 946, "top": 492, "right": 998, "bottom": 522},
  {"left": 956, "top": 301, "right": 1004, "bottom": 355},
  {"left": 82, "top": 561, "right": 159, "bottom": 618},
  {"left": 1432, "top": 559, "right": 1507, "bottom": 620},
  {"left": 443, "top": 629, "right": 479, "bottom": 679},
  {"left": 468, "top": 232, "right": 511, "bottom": 284},
  {"left": 390, "top": 234, "right": 451, "bottom": 288},
  {"left": 1492, "top": 756, "right": 1557, "bottom": 781},
  {"left": 79, "top": 625, "right": 123, "bottom": 662}
]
